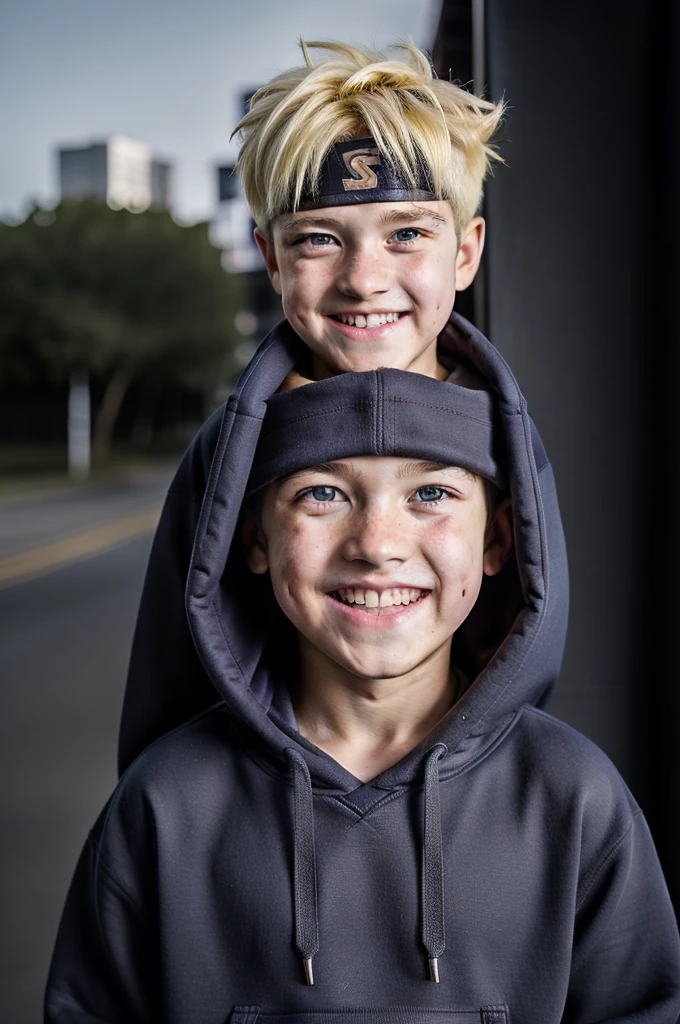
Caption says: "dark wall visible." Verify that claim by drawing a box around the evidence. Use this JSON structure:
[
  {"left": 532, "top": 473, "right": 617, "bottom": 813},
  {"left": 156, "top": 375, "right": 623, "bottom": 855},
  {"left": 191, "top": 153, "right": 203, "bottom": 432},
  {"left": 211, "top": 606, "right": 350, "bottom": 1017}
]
[
  {"left": 652, "top": 0, "right": 680, "bottom": 914},
  {"left": 474, "top": 0, "right": 678, "bottom": 905},
  {"left": 483, "top": 0, "right": 646, "bottom": 783}
]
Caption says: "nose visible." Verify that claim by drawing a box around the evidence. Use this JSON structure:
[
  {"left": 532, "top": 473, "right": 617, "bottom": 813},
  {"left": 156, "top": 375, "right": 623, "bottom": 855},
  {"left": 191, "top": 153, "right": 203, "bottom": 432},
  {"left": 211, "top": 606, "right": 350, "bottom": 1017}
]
[
  {"left": 335, "top": 243, "right": 391, "bottom": 300},
  {"left": 341, "top": 505, "right": 414, "bottom": 569}
]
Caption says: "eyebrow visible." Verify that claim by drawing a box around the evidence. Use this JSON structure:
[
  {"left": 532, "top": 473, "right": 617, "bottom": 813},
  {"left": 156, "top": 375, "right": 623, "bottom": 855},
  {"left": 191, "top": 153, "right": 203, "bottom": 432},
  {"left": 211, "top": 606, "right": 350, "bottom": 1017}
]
[
  {"left": 277, "top": 205, "right": 446, "bottom": 234},
  {"left": 378, "top": 205, "right": 447, "bottom": 228},
  {"left": 280, "top": 461, "right": 362, "bottom": 483},
  {"left": 395, "top": 461, "right": 477, "bottom": 482},
  {"left": 277, "top": 216, "right": 345, "bottom": 233},
  {"left": 281, "top": 461, "right": 475, "bottom": 484}
]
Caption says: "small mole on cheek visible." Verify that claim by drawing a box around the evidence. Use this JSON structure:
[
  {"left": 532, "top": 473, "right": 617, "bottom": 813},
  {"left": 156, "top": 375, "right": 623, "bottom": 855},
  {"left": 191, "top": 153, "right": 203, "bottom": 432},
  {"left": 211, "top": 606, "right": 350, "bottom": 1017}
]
[{"left": 462, "top": 589, "right": 466, "bottom": 597}]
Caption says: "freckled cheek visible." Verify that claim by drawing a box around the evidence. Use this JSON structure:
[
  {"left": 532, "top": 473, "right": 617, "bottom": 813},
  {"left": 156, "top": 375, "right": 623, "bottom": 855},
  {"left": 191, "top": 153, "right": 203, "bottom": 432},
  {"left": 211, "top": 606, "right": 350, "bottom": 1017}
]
[
  {"left": 426, "top": 524, "right": 485, "bottom": 600},
  {"left": 266, "top": 525, "right": 299, "bottom": 596},
  {"left": 279, "top": 278, "right": 306, "bottom": 321},
  {"left": 282, "top": 263, "right": 329, "bottom": 314},
  {"left": 403, "top": 264, "right": 456, "bottom": 325},
  {"left": 268, "top": 525, "right": 328, "bottom": 619}
]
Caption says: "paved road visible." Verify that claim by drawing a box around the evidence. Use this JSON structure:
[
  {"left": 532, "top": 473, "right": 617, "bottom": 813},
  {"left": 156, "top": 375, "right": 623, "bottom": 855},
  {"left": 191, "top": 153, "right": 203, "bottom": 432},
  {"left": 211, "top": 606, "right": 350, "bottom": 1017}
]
[{"left": 0, "top": 465, "right": 177, "bottom": 1023}]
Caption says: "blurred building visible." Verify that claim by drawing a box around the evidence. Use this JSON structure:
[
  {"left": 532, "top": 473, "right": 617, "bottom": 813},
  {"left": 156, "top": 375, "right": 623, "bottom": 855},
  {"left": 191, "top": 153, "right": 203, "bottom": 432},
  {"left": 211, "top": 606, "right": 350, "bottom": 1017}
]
[
  {"left": 211, "top": 160, "right": 281, "bottom": 350},
  {"left": 211, "top": 88, "right": 282, "bottom": 349},
  {"left": 211, "top": 163, "right": 262, "bottom": 273},
  {"left": 58, "top": 136, "right": 173, "bottom": 212},
  {"left": 212, "top": 88, "right": 264, "bottom": 273}
]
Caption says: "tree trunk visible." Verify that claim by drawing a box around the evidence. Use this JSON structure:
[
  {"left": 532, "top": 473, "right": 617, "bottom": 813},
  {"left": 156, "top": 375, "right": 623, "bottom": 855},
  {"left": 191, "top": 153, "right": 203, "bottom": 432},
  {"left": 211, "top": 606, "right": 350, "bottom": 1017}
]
[
  {"left": 92, "top": 366, "right": 133, "bottom": 462},
  {"left": 67, "top": 371, "right": 91, "bottom": 479},
  {"left": 131, "top": 381, "right": 160, "bottom": 449}
]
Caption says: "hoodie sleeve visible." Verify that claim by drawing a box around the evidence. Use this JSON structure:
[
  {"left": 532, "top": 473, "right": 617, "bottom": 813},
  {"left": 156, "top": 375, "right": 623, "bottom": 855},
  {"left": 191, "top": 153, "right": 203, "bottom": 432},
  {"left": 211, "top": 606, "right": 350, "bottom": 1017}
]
[
  {"left": 565, "top": 809, "right": 680, "bottom": 1022},
  {"left": 117, "top": 406, "right": 224, "bottom": 775},
  {"left": 44, "top": 832, "right": 158, "bottom": 1023}
]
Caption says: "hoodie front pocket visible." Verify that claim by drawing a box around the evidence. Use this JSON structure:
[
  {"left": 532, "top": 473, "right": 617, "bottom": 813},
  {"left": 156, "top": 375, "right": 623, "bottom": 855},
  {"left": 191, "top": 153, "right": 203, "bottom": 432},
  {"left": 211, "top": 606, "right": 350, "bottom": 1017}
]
[{"left": 230, "top": 1007, "right": 509, "bottom": 1024}]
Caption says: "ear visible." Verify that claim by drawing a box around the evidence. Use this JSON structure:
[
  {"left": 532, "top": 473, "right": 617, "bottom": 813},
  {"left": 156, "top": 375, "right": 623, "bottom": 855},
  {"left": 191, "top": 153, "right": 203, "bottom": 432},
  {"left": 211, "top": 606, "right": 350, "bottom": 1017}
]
[
  {"left": 240, "top": 507, "right": 270, "bottom": 575},
  {"left": 254, "top": 227, "right": 282, "bottom": 295},
  {"left": 454, "top": 216, "right": 486, "bottom": 292},
  {"left": 483, "top": 498, "right": 513, "bottom": 576}
]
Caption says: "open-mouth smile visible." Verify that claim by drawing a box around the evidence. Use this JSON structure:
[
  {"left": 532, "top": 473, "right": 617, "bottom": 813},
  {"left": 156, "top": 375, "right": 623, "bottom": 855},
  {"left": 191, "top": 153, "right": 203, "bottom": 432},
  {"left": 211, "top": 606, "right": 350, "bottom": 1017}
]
[
  {"left": 327, "top": 586, "right": 430, "bottom": 617},
  {"left": 329, "top": 312, "right": 405, "bottom": 328},
  {"left": 325, "top": 312, "right": 409, "bottom": 338}
]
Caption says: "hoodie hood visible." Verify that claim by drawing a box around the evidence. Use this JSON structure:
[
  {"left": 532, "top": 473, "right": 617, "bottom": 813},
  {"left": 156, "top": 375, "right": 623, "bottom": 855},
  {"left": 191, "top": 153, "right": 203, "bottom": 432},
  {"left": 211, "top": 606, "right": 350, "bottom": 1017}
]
[
  {"left": 184, "top": 312, "right": 569, "bottom": 792},
  {"left": 245, "top": 365, "right": 507, "bottom": 496}
]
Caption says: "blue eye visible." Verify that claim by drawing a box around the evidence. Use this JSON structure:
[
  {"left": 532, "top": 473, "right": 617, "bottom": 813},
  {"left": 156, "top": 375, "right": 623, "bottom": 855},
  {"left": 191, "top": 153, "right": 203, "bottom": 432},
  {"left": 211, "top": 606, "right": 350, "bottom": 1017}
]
[
  {"left": 415, "top": 485, "right": 446, "bottom": 502},
  {"left": 309, "top": 486, "right": 337, "bottom": 502},
  {"left": 296, "top": 483, "right": 347, "bottom": 506},
  {"left": 394, "top": 228, "right": 420, "bottom": 243},
  {"left": 308, "top": 234, "right": 334, "bottom": 246}
]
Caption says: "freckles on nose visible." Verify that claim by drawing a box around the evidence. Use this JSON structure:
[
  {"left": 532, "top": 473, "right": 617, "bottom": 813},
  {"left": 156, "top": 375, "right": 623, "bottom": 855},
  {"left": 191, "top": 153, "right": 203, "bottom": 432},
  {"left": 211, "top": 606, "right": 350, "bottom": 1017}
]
[{"left": 350, "top": 249, "right": 384, "bottom": 278}]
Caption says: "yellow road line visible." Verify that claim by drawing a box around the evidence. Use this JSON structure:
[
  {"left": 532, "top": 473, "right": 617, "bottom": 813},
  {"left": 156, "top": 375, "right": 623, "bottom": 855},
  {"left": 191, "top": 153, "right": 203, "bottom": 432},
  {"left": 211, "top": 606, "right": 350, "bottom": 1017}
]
[{"left": 0, "top": 506, "right": 161, "bottom": 588}]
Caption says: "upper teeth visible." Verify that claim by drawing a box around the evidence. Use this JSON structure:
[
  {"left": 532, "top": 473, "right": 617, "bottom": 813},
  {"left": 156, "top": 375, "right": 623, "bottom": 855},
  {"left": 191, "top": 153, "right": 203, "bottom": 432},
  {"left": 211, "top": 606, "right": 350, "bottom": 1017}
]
[
  {"left": 333, "top": 586, "right": 424, "bottom": 607},
  {"left": 335, "top": 313, "right": 401, "bottom": 328}
]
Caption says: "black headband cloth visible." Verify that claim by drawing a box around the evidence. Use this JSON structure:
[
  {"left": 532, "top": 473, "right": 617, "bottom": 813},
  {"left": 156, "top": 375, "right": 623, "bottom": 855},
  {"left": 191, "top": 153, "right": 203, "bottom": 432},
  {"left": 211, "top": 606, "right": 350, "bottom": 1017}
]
[
  {"left": 246, "top": 368, "right": 506, "bottom": 497},
  {"left": 298, "top": 137, "right": 437, "bottom": 209}
]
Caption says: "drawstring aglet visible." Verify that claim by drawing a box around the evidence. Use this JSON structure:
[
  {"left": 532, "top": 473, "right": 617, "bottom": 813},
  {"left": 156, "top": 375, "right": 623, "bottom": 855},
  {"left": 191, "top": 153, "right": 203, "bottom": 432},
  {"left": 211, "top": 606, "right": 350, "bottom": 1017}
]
[
  {"left": 303, "top": 957, "right": 314, "bottom": 985},
  {"left": 429, "top": 956, "right": 440, "bottom": 983}
]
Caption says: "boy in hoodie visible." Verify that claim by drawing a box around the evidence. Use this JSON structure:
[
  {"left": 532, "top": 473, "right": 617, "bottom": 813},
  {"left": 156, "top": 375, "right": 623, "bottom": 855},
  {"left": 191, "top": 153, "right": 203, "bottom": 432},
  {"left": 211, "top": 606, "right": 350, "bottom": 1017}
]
[
  {"left": 117, "top": 41, "right": 504, "bottom": 772},
  {"left": 45, "top": 361, "right": 680, "bottom": 1021}
]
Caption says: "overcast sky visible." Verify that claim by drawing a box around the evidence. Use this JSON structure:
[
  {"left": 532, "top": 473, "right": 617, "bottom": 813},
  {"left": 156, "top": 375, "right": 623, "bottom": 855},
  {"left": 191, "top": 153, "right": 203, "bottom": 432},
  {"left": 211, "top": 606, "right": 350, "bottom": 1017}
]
[{"left": 0, "top": 0, "right": 438, "bottom": 224}]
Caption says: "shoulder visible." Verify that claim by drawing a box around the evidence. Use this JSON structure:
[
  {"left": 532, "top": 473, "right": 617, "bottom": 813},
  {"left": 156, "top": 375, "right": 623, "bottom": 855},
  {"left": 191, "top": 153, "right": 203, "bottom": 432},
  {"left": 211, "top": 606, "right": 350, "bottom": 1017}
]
[
  {"left": 89, "top": 708, "right": 255, "bottom": 900},
  {"left": 517, "top": 706, "right": 638, "bottom": 802},
  {"left": 167, "top": 404, "right": 226, "bottom": 505},
  {"left": 124, "top": 706, "right": 242, "bottom": 789},
  {"left": 95, "top": 709, "right": 245, "bottom": 843},
  {"left": 513, "top": 705, "right": 639, "bottom": 837}
]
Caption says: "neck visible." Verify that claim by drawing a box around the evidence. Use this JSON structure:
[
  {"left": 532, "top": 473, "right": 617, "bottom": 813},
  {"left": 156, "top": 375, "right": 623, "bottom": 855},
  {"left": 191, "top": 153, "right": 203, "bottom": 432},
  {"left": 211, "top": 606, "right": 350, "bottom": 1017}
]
[
  {"left": 293, "top": 637, "right": 457, "bottom": 782},
  {"left": 310, "top": 343, "right": 450, "bottom": 382}
]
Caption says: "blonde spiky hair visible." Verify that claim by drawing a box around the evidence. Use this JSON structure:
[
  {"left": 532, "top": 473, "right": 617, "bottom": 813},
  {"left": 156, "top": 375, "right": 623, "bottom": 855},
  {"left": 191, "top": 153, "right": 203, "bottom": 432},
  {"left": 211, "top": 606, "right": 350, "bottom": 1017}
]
[{"left": 233, "top": 40, "right": 504, "bottom": 234}]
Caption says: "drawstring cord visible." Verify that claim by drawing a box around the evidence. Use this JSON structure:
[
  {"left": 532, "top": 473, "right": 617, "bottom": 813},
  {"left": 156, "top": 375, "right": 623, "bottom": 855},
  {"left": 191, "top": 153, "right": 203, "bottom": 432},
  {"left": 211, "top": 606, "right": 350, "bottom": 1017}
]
[
  {"left": 285, "top": 742, "right": 447, "bottom": 986},
  {"left": 286, "top": 749, "right": 319, "bottom": 985},
  {"left": 422, "top": 744, "right": 447, "bottom": 982}
]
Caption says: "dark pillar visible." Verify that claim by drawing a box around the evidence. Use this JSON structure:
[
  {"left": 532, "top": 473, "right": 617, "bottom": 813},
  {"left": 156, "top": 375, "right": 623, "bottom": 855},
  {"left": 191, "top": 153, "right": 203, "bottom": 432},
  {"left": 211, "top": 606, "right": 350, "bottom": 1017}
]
[
  {"left": 474, "top": 0, "right": 678, "bottom": 910},
  {"left": 649, "top": 0, "right": 680, "bottom": 916}
]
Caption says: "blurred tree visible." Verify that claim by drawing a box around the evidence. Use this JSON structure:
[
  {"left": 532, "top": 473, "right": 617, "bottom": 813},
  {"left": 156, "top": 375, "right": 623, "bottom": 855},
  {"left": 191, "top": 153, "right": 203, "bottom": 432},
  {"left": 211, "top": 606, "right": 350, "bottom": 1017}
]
[{"left": 0, "top": 201, "right": 243, "bottom": 459}]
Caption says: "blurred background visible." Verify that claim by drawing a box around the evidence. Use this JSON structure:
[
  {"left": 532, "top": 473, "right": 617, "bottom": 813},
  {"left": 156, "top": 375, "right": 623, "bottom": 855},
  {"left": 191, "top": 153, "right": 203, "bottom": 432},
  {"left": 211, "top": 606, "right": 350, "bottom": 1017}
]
[{"left": 1, "top": 0, "right": 677, "bottom": 1020}]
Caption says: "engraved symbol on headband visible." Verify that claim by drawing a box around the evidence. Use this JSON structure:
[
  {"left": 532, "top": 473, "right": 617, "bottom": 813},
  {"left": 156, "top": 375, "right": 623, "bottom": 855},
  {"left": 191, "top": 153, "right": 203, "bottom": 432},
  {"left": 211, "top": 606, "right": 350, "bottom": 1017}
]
[{"left": 341, "top": 147, "right": 381, "bottom": 191}]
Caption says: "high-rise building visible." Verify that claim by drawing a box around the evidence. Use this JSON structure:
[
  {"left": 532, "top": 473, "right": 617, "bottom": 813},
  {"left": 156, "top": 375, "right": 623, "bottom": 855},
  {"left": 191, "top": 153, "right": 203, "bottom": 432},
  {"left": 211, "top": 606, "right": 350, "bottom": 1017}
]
[
  {"left": 57, "top": 136, "right": 173, "bottom": 212},
  {"left": 208, "top": 87, "right": 282, "bottom": 350},
  {"left": 211, "top": 163, "right": 263, "bottom": 273},
  {"left": 210, "top": 86, "right": 265, "bottom": 272},
  {"left": 150, "top": 157, "right": 172, "bottom": 210}
]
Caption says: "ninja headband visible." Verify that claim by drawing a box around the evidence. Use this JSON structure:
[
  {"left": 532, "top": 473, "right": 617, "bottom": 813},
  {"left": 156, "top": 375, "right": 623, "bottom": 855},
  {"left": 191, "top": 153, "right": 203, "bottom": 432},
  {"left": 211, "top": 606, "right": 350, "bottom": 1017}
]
[
  {"left": 298, "top": 137, "right": 437, "bottom": 209},
  {"left": 246, "top": 368, "right": 505, "bottom": 498}
]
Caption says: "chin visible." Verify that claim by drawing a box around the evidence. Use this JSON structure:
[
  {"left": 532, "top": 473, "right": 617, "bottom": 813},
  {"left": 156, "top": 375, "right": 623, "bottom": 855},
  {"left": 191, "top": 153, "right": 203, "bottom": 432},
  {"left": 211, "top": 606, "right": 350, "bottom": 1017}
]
[{"left": 339, "top": 655, "right": 422, "bottom": 681}]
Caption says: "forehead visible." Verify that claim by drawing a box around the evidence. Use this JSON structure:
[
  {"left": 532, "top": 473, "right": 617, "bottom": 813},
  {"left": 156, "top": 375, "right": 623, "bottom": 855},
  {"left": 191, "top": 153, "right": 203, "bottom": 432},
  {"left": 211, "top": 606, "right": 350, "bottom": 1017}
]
[
  {"left": 280, "top": 456, "right": 478, "bottom": 487},
  {"left": 274, "top": 200, "right": 453, "bottom": 235}
]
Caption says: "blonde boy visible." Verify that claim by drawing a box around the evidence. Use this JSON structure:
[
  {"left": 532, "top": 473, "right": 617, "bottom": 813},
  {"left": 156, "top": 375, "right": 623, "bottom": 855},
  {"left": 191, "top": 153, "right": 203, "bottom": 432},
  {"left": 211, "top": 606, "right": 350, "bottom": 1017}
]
[
  {"left": 236, "top": 41, "right": 500, "bottom": 382},
  {"left": 118, "top": 42, "right": 505, "bottom": 769}
]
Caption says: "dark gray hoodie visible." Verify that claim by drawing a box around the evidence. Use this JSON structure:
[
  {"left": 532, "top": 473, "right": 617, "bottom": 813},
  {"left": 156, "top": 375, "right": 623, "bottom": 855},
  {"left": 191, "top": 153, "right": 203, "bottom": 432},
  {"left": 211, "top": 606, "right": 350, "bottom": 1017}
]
[{"left": 45, "top": 313, "right": 680, "bottom": 1023}]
